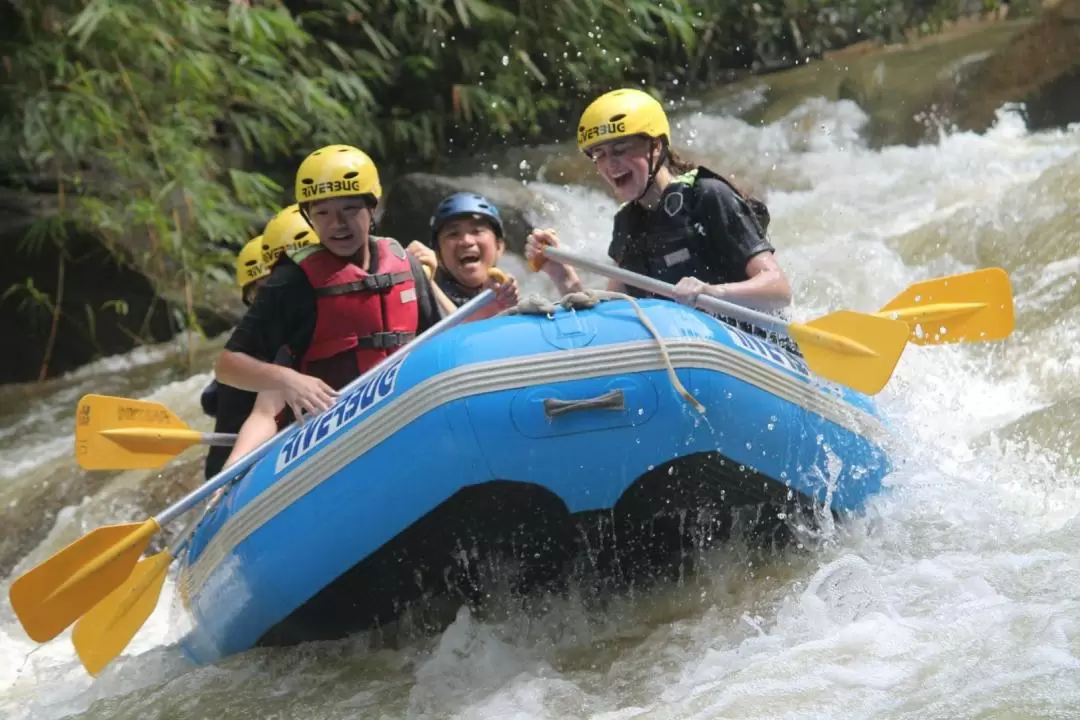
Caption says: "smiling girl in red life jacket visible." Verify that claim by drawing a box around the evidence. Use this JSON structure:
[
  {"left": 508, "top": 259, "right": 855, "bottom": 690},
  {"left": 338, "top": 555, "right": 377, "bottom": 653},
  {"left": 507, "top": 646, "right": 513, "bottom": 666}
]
[
  {"left": 215, "top": 145, "right": 450, "bottom": 464},
  {"left": 524, "top": 88, "right": 795, "bottom": 347},
  {"left": 406, "top": 192, "right": 521, "bottom": 320}
]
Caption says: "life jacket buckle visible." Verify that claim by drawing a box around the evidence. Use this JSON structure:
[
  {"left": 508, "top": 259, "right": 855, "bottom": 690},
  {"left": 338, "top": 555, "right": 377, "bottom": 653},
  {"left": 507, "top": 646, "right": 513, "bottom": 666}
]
[
  {"left": 358, "top": 331, "right": 415, "bottom": 350},
  {"left": 366, "top": 273, "right": 396, "bottom": 292}
]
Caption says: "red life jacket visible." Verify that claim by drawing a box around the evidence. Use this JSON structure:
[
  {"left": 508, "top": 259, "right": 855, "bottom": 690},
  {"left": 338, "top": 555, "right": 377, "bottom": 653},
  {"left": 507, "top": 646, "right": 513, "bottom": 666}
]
[{"left": 290, "top": 238, "right": 419, "bottom": 392}]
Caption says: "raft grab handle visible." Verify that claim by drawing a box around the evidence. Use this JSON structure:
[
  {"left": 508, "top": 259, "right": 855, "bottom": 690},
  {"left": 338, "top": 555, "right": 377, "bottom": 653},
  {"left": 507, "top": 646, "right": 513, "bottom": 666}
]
[{"left": 543, "top": 389, "right": 626, "bottom": 419}]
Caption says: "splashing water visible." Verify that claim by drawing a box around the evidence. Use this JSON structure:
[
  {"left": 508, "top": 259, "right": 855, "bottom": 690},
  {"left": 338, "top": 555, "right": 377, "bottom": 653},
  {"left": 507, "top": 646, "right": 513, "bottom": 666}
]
[{"left": 2, "top": 98, "right": 1079, "bottom": 719}]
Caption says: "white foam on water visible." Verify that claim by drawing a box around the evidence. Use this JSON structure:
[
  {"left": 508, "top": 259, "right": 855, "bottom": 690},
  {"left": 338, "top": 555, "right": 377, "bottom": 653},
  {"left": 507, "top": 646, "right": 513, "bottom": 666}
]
[{"left": 2, "top": 99, "right": 1079, "bottom": 718}]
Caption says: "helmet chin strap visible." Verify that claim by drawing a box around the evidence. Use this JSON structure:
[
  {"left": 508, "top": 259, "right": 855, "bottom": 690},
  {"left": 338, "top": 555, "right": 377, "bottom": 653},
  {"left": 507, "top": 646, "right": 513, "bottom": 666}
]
[{"left": 632, "top": 138, "right": 669, "bottom": 205}]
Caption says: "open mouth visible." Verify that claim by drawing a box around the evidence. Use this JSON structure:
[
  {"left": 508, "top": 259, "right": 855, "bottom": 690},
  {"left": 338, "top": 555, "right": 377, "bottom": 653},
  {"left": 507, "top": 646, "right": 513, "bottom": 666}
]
[
  {"left": 611, "top": 170, "right": 634, "bottom": 190},
  {"left": 457, "top": 250, "right": 482, "bottom": 269},
  {"left": 328, "top": 232, "right": 354, "bottom": 244}
]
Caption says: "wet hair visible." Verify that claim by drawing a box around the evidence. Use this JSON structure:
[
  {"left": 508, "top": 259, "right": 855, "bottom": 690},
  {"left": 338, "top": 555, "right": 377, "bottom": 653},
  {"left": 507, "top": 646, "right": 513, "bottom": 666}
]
[
  {"left": 242, "top": 283, "right": 260, "bottom": 307},
  {"left": 665, "top": 146, "right": 697, "bottom": 175},
  {"left": 662, "top": 144, "right": 771, "bottom": 234}
]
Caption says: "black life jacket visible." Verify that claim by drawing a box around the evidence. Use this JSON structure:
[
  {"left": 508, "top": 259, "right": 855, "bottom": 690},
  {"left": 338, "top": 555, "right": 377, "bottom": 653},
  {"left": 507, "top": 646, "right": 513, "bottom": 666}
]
[
  {"left": 610, "top": 166, "right": 799, "bottom": 355},
  {"left": 200, "top": 380, "right": 220, "bottom": 418}
]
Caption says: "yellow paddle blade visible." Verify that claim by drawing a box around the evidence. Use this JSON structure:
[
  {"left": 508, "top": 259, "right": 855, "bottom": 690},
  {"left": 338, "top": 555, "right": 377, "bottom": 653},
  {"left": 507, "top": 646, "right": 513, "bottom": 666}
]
[
  {"left": 75, "top": 394, "right": 196, "bottom": 470},
  {"left": 789, "top": 310, "right": 911, "bottom": 396},
  {"left": 8, "top": 519, "right": 160, "bottom": 642},
  {"left": 876, "top": 267, "right": 1015, "bottom": 346},
  {"left": 73, "top": 550, "right": 172, "bottom": 676}
]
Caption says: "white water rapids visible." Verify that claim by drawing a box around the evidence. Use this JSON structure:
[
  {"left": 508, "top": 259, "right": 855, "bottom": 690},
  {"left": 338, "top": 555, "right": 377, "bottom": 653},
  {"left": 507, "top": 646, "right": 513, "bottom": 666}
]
[{"left": 1, "top": 96, "right": 1079, "bottom": 718}]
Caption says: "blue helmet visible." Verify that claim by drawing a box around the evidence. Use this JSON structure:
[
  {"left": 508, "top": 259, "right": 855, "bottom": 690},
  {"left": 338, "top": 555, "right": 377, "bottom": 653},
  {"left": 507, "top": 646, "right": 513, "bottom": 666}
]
[{"left": 430, "top": 192, "right": 504, "bottom": 245}]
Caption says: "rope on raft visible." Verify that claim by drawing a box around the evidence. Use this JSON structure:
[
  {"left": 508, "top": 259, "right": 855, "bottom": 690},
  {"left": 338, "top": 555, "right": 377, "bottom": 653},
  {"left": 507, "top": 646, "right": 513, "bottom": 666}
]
[{"left": 499, "top": 289, "right": 706, "bottom": 415}]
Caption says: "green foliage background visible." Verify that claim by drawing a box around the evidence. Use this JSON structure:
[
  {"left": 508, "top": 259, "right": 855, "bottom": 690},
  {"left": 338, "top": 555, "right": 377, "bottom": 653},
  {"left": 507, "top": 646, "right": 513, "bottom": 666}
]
[{"left": 0, "top": 0, "right": 992, "bottom": 374}]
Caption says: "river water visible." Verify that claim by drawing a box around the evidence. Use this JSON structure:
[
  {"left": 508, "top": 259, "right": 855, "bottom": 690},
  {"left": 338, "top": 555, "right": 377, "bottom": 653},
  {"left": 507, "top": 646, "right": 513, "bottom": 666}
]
[{"left": 2, "top": 94, "right": 1079, "bottom": 718}]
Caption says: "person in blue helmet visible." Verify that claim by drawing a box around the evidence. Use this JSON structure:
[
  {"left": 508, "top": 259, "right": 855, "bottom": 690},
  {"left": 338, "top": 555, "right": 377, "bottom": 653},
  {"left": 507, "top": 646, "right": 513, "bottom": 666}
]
[{"left": 406, "top": 192, "right": 521, "bottom": 320}]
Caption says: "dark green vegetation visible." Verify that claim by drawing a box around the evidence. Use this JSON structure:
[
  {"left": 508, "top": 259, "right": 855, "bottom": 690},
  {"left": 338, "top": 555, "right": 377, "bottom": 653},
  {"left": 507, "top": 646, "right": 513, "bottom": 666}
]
[{"left": 0, "top": 0, "right": 1005, "bottom": 383}]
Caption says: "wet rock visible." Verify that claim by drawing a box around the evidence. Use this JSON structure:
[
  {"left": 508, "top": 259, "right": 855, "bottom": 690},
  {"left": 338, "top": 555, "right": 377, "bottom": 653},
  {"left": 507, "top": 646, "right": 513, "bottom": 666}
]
[
  {"left": 0, "top": 188, "right": 244, "bottom": 386},
  {"left": 698, "top": 19, "right": 1028, "bottom": 147},
  {"left": 939, "top": 0, "right": 1080, "bottom": 133},
  {"left": 376, "top": 173, "right": 546, "bottom": 255}
]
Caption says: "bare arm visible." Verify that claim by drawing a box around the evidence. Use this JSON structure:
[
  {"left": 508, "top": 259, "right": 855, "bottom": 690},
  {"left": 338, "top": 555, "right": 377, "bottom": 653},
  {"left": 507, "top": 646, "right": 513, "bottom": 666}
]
[
  {"left": 216, "top": 349, "right": 335, "bottom": 419},
  {"left": 405, "top": 241, "right": 458, "bottom": 316},
  {"left": 431, "top": 283, "right": 458, "bottom": 316},
  {"left": 215, "top": 349, "right": 293, "bottom": 394},
  {"left": 705, "top": 252, "right": 792, "bottom": 311},
  {"left": 223, "top": 390, "right": 287, "bottom": 468}
]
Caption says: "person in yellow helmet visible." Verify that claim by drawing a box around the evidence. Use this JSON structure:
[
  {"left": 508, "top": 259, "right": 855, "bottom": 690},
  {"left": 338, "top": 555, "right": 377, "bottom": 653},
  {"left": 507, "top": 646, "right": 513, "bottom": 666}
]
[
  {"left": 199, "top": 234, "right": 274, "bottom": 478},
  {"left": 235, "top": 236, "right": 272, "bottom": 305},
  {"left": 217, "top": 144, "right": 491, "bottom": 455},
  {"left": 525, "top": 88, "right": 793, "bottom": 343},
  {"left": 202, "top": 207, "right": 325, "bottom": 478},
  {"left": 258, "top": 203, "right": 320, "bottom": 267}
]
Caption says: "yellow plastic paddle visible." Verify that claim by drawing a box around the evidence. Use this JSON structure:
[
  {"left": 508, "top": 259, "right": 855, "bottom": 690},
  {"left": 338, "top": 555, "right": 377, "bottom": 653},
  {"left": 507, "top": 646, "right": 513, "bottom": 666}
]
[
  {"left": 8, "top": 521, "right": 161, "bottom": 643},
  {"left": 528, "top": 248, "right": 1015, "bottom": 349},
  {"left": 74, "top": 394, "right": 237, "bottom": 471},
  {"left": 7, "top": 284, "right": 504, "bottom": 648},
  {"left": 531, "top": 245, "right": 910, "bottom": 396},
  {"left": 72, "top": 548, "right": 173, "bottom": 675},
  {"left": 72, "top": 493, "right": 217, "bottom": 676},
  {"left": 873, "top": 267, "right": 1014, "bottom": 345}
]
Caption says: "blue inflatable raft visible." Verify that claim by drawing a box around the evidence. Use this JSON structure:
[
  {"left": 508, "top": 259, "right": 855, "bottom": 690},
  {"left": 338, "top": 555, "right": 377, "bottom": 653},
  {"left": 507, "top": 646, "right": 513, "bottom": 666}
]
[{"left": 176, "top": 297, "right": 892, "bottom": 665}]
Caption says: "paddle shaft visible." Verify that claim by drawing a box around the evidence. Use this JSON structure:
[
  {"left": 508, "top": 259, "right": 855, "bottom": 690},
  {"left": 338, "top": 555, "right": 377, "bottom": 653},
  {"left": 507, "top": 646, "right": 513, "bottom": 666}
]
[
  {"left": 543, "top": 246, "right": 789, "bottom": 335},
  {"left": 190, "top": 432, "right": 235, "bottom": 447},
  {"left": 98, "top": 427, "right": 238, "bottom": 447},
  {"left": 152, "top": 288, "right": 498, "bottom": 527}
]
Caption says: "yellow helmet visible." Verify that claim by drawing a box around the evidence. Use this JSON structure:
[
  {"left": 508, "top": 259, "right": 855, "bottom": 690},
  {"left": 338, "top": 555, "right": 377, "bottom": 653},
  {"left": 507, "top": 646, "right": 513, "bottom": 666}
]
[
  {"left": 294, "top": 144, "right": 382, "bottom": 206},
  {"left": 235, "top": 236, "right": 269, "bottom": 290},
  {"left": 262, "top": 204, "right": 318, "bottom": 264},
  {"left": 576, "top": 88, "right": 671, "bottom": 155}
]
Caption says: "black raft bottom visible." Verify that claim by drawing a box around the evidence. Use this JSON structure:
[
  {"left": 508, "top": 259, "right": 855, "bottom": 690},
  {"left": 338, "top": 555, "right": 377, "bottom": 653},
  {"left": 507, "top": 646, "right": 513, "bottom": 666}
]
[{"left": 255, "top": 451, "right": 829, "bottom": 649}]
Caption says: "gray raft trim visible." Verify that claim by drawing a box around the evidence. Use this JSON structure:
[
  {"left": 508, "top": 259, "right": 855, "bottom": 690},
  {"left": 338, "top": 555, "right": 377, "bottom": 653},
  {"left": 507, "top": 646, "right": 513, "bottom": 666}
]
[{"left": 180, "top": 337, "right": 888, "bottom": 602}]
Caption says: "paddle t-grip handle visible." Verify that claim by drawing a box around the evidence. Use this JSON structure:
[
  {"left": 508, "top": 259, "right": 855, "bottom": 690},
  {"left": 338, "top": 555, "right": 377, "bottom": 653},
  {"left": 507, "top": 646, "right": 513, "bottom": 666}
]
[
  {"left": 539, "top": 246, "right": 789, "bottom": 337},
  {"left": 152, "top": 286, "right": 500, "bottom": 527}
]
